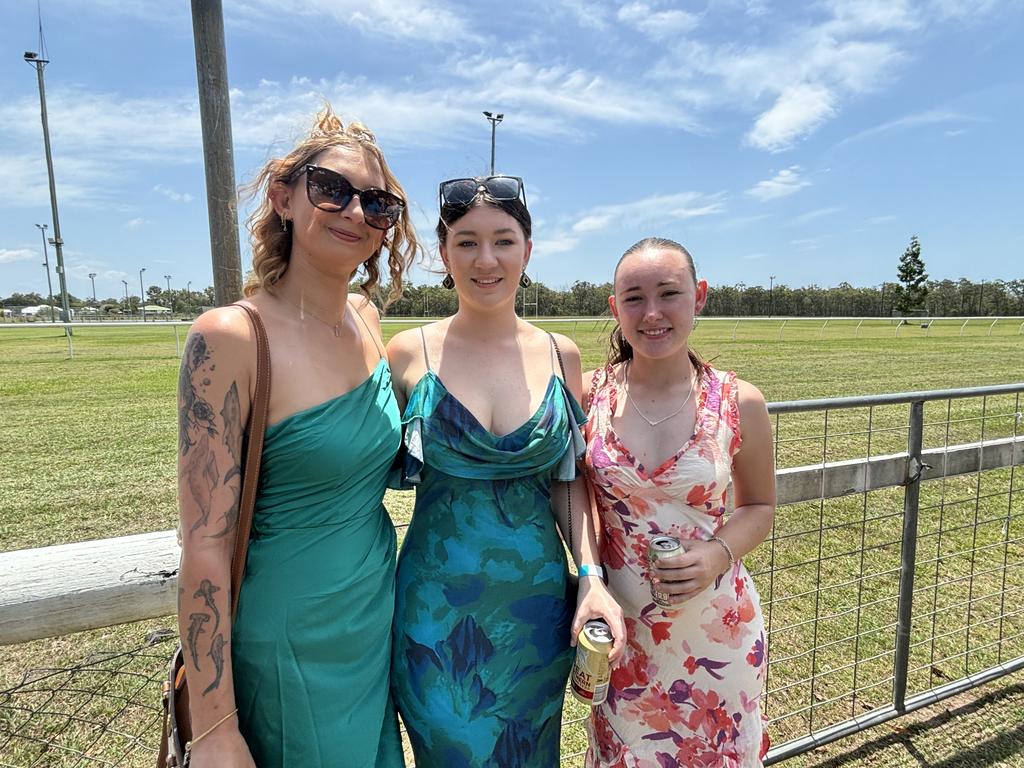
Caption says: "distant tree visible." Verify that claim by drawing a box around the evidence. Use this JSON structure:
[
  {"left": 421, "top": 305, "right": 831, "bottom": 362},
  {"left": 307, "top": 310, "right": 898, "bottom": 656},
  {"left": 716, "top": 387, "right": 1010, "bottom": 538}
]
[{"left": 894, "top": 235, "right": 928, "bottom": 313}]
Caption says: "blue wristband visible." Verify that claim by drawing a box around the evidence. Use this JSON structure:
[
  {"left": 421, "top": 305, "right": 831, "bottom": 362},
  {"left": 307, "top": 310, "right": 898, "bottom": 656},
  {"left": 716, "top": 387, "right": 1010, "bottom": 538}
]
[{"left": 578, "top": 564, "right": 605, "bottom": 580}]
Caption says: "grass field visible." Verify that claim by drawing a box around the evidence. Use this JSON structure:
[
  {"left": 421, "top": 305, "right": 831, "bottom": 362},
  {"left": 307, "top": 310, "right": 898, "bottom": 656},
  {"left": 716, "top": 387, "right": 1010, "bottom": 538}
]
[{"left": 1, "top": 319, "right": 1023, "bottom": 766}]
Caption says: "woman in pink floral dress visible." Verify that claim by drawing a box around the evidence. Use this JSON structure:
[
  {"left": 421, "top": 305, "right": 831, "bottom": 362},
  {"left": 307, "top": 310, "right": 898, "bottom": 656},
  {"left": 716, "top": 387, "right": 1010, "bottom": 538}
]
[{"left": 583, "top": 237, "right": 776, "bottom": 768}]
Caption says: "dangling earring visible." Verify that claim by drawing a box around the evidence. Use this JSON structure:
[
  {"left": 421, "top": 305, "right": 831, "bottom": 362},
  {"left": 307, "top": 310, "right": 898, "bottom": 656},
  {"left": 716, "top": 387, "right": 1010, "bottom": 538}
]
[
  {"left": 280, "top": 214, "right": 289, "bottom": 232},
  {"left": 442, "top": 273, "right": 455, "bottom": 289},
  {"left": 519, "top": 272, "right": 532, "bottom": 288}
]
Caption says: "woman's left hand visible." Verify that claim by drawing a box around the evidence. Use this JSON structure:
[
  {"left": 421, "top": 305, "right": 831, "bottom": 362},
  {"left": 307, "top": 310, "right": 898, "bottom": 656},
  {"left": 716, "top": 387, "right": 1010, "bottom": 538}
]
[
  {"left": 651, "top": 540, "right": 731, "bottom": 604},
  {"left": 571, "top": 577, "right": 626, "bottom": 662}
]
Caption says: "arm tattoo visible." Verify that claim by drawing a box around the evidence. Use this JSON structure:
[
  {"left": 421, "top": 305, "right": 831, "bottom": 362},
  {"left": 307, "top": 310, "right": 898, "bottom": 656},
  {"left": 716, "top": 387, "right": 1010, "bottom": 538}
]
[
  {"left": 178, "top": 334, "right": 218, "bottom": 457},
  {"left": 186, "top": 433, "right": 220, "bottom": 532},
  {"left": 209, "top": 382, "right": 243, "bottom": 539},
  {"left": 186, "top": 613, "right": 210, "bottom": 670},
  {"left": 193, "top": 579, "right": 222, "bottom": 636},
  {"left": 203, "top": 633, "right": 227, "bottom": 695}
]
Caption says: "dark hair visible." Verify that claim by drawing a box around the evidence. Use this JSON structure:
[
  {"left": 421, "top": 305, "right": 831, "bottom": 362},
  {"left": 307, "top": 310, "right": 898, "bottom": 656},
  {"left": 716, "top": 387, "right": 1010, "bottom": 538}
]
[
  {"left": 435, "top": 182, "right": 532, "bottom": 245},
  {"left": 608, "top": 236, "right": 709, "bottom": 377}
]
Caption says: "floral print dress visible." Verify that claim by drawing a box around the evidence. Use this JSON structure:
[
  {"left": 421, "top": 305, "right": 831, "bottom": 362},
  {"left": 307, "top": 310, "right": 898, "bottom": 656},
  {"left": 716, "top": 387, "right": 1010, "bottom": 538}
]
[{"left": 584, "top": 365, "right": 768, "bottom": 768}]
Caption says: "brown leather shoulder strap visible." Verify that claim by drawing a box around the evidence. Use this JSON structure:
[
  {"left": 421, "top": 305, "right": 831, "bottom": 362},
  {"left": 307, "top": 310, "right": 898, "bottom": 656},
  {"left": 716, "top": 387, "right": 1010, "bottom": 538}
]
[{"left": 229, "top": 303, "right": 271, "bottom": 622}]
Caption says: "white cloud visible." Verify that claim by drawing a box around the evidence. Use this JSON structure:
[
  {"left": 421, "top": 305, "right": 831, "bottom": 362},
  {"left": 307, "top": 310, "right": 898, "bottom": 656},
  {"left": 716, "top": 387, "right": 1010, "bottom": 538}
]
[
  {"left": 226, "top": 0, "right": 474, "bottom": 43},
  {"left": 868, "top": 214, "right": 898, "bottom": 224},
  {"left": 839, "top": 108, "right": 979, "bottom": 145},
  {"left": 790, "top": 206, "right": 842, "bottom": 225},
  {"left": 747, "top": 83, "right": 837, "bottom": 151},
  {"left": 125, "top": 217, "right": 148, "bottom": 229},
  {"left": 153, "top": 185, "right": 194, "bottom": 203},
  {"left": 746, "top": 166, "right": 811, "bottom": 202},
  {"left": 0, "top": 248, "right": 37, "bottom": 264},
  {"left": 617, "top": 2, "right": 700, "bottom": 38},
  {"left": 533, "top": 234, "right": 580, "bottom": 256},
  {"left": 571, "top": 192, "right": 725, "bottom": 235}
]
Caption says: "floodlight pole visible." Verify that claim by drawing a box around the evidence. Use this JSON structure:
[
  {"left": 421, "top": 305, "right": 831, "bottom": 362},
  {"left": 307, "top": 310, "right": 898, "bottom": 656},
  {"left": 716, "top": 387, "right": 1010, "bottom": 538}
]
[
  {"left": 483, "top": 111, "right": 504, "bottom": 174},
  {"left": 36, "top": 223, "right": 55, "bottom": 322},
  {"left": 88, "top": 272, "right": 97, "bottom": 303},
  {"left": 122, "top": 280, "right": 129, "bottom": 315},
  {"left": 769, "top": 274, "right": 776, "bottom": 318},
  {"left": 191, "top": 0, "right": 243, "bottom": 306},
  {"left": 139, "top": 268, "right": 146, "bottom": 321},
  {"left": 24, "top": 51, "right": 71, "bottom": 326}
]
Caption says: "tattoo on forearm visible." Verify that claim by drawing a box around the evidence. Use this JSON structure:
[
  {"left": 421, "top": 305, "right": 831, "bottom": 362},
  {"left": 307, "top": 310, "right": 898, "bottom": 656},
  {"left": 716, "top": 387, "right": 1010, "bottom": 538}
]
[
  {"left": 194, "top": 579, "right": 222, "bottom": 636},
  {"left": 186, "top": 612, "right": 210, "bottom": 669},
  {"left": 203, "top": 633, "right": 227, "bottom": 695}
]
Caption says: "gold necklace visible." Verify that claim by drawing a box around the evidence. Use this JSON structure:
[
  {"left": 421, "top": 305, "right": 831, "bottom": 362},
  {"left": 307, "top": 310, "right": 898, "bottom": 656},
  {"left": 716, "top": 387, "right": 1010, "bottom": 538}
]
[
  {"left": 623, "top": 360, "right": 696, "bottom": 427},
  {"left": 277, "top": 293, "right": 346, "bottom": 337}
]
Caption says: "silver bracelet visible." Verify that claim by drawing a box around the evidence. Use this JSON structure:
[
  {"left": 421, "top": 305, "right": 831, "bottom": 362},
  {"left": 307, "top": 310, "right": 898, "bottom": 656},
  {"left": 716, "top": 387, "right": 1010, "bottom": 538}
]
[{"left": 710, "top": 535, "right": 736, "bottom": 571}]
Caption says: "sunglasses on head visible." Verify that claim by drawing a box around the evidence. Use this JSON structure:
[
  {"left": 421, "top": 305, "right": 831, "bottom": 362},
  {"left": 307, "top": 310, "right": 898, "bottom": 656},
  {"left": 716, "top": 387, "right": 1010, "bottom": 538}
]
[
  {"left": 287, "top": 164, "right": 404, "bottom": 231},
  {"left": 438, "top": 175, "right": 527, "bottom": 210}
]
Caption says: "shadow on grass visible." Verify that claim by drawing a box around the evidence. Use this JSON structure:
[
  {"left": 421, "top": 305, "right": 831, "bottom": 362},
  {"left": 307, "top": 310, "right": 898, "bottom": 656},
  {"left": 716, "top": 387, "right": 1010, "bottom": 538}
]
[{"left": 796, "top": 682, "right": 1024, "bottom": 768}]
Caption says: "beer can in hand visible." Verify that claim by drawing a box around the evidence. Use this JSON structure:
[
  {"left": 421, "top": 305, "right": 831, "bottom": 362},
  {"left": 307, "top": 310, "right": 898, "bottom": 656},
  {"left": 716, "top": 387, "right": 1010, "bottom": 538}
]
[
  {"left": 570, "top": 620, "right": 613, "bottom": 705},
  {"left": 648, "top": 535, "right": 683, "bottom": 608}
]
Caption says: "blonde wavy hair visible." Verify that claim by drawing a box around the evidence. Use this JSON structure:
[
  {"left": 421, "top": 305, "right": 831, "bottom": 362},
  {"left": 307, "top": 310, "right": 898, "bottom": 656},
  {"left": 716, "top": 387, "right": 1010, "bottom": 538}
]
[{"left": 242, "top": 105, "right": 420, "bottom": 307}]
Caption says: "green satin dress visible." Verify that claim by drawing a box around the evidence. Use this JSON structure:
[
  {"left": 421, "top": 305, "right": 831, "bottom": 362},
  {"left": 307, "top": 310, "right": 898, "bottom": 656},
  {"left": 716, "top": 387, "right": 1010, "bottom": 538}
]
[{"left": 231, "top": 358, "right": 404, "bottom": 767}]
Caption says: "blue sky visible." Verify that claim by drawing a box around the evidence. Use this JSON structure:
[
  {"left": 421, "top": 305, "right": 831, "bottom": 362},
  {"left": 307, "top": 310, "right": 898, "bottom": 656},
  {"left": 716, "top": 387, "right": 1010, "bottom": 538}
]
[{"left": 2, "top": 0, "right": 1022, "bottom": 301}]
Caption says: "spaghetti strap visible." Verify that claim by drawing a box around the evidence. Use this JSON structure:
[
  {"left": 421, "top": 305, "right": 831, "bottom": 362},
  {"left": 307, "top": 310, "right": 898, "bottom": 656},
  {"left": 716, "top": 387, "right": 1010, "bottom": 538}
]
[
  {"left": 547, "top": 334, "right": 559, "bottom": 377},
  {"left": 349, "top": 298, "right": 386, "bottom": 360},
  {"left": 419, "top": 326, "right": 433, "bottom": 372}
]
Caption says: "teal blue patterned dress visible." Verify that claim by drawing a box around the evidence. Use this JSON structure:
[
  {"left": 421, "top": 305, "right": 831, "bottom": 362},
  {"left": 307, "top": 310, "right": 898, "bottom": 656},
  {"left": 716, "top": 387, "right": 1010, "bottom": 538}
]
[{"left": 392, "top": 337, "right": 587, "bottom": 768}]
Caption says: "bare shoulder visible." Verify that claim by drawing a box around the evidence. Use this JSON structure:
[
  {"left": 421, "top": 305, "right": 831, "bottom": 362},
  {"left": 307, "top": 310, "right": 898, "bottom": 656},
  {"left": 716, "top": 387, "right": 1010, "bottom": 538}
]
[
  {"left": 182, "top": 306, "right": 255, "bottom": 387},
  {"left": 348, "top": 292, "right": 381, "bottom": 326},
  {"left": 188, "top": 305, "right": 255, "bottom": 350},
  {"left": 733, "top": 377, "right": 772, "bottom": 444},
  {"left": 734, "top": 377, "right": 768, "bottom": 412},
  {"left": 386, "top": 325, "right": 422, "bottom": 361}
]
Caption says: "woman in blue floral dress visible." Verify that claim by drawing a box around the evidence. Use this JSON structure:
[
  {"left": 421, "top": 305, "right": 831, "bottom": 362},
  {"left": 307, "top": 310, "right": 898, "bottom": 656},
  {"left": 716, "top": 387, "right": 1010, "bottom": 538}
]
[{"left": 387, "top": 176, "right": 625, "bottom": 767}]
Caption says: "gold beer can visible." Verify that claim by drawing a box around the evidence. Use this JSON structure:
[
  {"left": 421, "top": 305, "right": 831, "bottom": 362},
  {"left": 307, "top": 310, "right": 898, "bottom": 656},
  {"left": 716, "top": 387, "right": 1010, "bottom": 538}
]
[
  {"left": 570, "top": 620, "right": 613, "bottom": 705},
  {"left": 648, "top": 535, "right": 683, "bottom": 608}
]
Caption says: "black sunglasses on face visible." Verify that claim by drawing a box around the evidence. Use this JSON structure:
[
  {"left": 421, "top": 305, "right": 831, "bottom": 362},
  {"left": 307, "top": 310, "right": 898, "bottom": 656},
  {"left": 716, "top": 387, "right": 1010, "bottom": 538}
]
[
  {"left": 287, "top": 164, "right": 404, "bottom": 231},
  {"left": 438, "top": 175, "right": 527, "bottom": 210}
]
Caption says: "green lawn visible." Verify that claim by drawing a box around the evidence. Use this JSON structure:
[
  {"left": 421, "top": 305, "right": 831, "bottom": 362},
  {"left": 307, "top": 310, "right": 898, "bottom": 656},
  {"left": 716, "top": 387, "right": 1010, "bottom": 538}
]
[{"left": 1, "top": 320, "right": 1022, "bottom": 766}]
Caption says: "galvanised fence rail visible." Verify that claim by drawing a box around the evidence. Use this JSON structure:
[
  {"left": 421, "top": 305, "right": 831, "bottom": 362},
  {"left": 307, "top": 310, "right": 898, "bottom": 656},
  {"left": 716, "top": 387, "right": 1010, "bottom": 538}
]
[
  {"left": 2, "top": 316, "right": 1024, "bottom": 360},
  {"left": 1, "top": 383, "right": 1022, "bottom": 766}
]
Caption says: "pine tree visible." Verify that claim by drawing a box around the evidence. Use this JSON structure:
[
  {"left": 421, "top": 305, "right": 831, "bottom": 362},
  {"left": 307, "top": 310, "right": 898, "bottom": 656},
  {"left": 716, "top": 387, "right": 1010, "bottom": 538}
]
[{"left": 894, "top": 235, "right": 928, "bottom": 313}]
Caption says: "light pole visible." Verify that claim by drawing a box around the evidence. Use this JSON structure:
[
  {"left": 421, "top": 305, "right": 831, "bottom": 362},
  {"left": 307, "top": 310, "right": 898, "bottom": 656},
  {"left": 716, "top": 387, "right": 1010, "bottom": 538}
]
[
  {"left": 164, "top": 274, "right": 173, "bottom": 313},
  {"left": 139, "top": 268, "right": 147, "bottom": 321},
  {"left": 186, "top": 280, "right": 192, "bottom": 315},
  {"left": 769, "top": 274, "right": 776, "bottom": 318},
  {"left": 122, "top": 279, "right": 129, "bottom": 315},
  {"left": 35, "top": 223, "right": 55, "bottom": 322},
  {"left": 24, "top": 50, "right": 71, "bottom": 325},
  {"left": 482, "top": 111, "right": 504, "bottom": 175},
  {"left": 88, "top": 272, "right": 97, "bottom": 303}
]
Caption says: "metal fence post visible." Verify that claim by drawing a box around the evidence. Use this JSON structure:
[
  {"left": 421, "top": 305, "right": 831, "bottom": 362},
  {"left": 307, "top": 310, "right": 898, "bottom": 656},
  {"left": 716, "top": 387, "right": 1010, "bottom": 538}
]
[{"left": 893, "top": 399, "right": 925, "bottom": 713}]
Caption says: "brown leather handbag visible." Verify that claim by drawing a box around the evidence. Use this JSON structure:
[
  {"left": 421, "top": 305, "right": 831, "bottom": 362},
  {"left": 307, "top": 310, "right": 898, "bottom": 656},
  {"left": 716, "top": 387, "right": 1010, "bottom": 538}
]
[{"left": 158, "top": 304, "right": 271, "bottom": 767}]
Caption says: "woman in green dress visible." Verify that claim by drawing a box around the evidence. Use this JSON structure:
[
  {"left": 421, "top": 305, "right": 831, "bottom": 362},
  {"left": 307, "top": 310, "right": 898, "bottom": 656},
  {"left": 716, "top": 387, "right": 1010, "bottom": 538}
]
[
  {"left": 388, "top": 175, "right": 625, "bottom": 766},
  {"left": 176, "top": 106, "right": 419, "bottom": 767}
]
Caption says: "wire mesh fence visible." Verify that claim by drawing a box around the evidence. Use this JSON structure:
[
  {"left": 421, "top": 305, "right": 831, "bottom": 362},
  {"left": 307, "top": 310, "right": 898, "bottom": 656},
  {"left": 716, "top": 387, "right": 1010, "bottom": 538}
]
[{"left": 1, "top": 384, "right": 1022, "bottom": 766}]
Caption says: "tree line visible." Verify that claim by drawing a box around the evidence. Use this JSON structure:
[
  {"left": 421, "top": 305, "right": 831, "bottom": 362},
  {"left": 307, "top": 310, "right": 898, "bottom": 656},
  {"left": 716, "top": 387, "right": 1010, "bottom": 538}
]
[
  {"left": 3, "top": 276, "right": 1022, "bottom": 318},
  {"left": 383, "top": 276, "right": 1024, "bottom": 318}
]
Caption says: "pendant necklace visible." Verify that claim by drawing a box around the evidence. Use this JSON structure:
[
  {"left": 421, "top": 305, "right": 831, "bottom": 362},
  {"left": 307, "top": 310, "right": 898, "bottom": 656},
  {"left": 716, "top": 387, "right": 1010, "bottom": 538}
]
[
  {"left": 624, "top": 360, "right": 695, "bottom": 427},
  {"left": 278, "top": 294, "right": 345, "bottom": 337}
]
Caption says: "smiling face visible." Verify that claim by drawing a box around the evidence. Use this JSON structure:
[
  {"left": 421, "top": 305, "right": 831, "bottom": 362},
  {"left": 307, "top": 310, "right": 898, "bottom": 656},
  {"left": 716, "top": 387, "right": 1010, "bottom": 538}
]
[
  {"left": 440, "top": 203, "right": 532, "bottom": 312},
  {"left": 270, "top": 145, "right": 387, "bottom": 279},
  {"left": 610, "top": 246, "right": 708, "bottom": 360}
]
